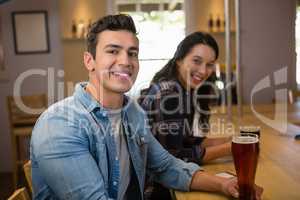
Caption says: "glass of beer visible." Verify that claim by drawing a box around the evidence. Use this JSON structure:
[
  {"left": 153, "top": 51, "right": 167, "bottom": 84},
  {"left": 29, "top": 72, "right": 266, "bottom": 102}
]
[{"left": 232, "top": 133, "right": 259, "bottom": 200}]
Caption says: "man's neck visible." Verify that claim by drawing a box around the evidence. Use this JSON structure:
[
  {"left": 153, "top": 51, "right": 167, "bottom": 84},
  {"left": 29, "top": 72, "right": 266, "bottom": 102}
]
[{"left": 86, "top": 82, "right": 124, "bottom": 109}]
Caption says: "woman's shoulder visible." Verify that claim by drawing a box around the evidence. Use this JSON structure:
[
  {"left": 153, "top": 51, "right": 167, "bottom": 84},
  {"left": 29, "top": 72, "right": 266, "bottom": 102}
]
[
  {"left": 142, "top": 80, "right": 181, "bottom": 95},
  {"left": 138, "top": 80, "right": 181, "bottom": 108}
]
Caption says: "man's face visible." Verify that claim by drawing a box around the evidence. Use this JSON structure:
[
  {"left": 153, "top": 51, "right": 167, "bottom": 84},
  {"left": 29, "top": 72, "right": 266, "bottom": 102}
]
[{"left": 86, "top": 30, "right": 139, "bottom": 95}]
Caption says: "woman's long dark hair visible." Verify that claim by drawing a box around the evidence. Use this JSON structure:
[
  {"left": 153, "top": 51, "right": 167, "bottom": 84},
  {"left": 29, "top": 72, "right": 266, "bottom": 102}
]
[
  {"left": 151, "top": 32, "right": 219, "bottom": 129},
  {"left": 151, "top": 32, "right": 219, "bottom": 83}
]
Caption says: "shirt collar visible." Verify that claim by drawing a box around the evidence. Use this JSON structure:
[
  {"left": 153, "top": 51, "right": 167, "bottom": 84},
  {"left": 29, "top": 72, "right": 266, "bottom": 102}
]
[{"left": 74, "top": 82, "right": 132, "bottom": 115}]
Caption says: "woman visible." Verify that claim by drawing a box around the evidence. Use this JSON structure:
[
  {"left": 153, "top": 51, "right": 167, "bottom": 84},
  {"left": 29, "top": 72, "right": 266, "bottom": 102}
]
[{"left": 139, "top": 32, "right": 232, "bottom": 165}]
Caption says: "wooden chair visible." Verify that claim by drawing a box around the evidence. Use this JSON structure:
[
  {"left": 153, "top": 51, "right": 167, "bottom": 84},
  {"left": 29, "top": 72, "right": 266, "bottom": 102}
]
[
  {"left": 7, "top": 94, "right": 47, "bottom": 188},
  {"left": 7, "top": 187, "right": 30, "bottom": 200},
  {"left": 23, "top": 161, "right": 32, "bottom": 194},
  {"left": 288, "top": 89, "right": 300, "bottom": 104}
]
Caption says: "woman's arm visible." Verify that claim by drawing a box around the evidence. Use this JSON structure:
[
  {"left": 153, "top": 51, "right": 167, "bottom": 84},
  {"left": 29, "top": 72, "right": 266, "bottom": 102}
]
[
  {"left": 202, "top": 141, "right": 232, "bottom": 162},
  {"left": 201, "top": 136, "right": 232, "bottom": 148}
]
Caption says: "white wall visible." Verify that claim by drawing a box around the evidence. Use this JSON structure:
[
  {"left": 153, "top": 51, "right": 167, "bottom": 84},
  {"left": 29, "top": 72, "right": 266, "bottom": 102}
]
[
  {"left": 59, "top": 0, "right": 106, "bottom": 95},
  {"left": 0, "top": 0, "right": 63, "bottom": 172},
  {"left": 187, "top": 0, "right": 236, "bottom": 66},
  {"left": 59, "top": 0, "right": 106, "bottom": 38},
  {"left": 191, "top": 0, "right": 296, "bottom": 104},
  {"left": 240, "top": 0, "right": 296, "bottom": 103}
]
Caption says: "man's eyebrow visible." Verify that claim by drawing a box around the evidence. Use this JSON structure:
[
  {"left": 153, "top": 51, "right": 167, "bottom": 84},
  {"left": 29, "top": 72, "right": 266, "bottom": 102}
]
[
  {"left": 104, "top": 44, "right": 138, "bottom": 51},
  {"left": 104, "top": 44, "right": 122, "bottom": 49},
  {"left": 129, "top": 46, "right": 139, "bottom": 51}
]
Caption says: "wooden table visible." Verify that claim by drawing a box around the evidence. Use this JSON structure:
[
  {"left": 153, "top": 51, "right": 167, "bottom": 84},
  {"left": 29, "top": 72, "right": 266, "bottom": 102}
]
[{"left": 174, "top": 104, "right": 300, "bottom": 200}]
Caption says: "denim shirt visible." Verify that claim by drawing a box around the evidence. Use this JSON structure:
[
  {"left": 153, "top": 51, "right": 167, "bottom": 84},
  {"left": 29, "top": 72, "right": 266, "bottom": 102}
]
[{"left": 30, "top": 82, "right": 201, "bottom": 200}]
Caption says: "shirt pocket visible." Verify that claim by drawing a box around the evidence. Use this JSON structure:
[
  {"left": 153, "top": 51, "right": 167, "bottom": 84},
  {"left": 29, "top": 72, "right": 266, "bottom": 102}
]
[
  {"left": 95, "top": 142, "right": 109, "bottom": 187},
  {"left": 135, "top": 134, "right": 148, "bottom": 168}
]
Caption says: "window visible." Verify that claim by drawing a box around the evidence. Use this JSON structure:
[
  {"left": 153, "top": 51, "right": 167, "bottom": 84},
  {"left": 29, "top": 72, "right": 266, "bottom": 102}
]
[{"left": 110, "top": 0, "right": 185, "bottom": 96}]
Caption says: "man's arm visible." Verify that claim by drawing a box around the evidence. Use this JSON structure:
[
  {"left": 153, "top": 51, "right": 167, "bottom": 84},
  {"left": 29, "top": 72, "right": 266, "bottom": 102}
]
[
  {"left": 145, "top": 129, "right": 201, "bottom": 191},
  {"left": 31, "top": 114, "right": 112, "bottom": 200},
  {"left": 190, "top": 170, "right": 238, "bottom": 197},
  {"left": 144, "top": 129, "right": 263, "bottom": 199}
]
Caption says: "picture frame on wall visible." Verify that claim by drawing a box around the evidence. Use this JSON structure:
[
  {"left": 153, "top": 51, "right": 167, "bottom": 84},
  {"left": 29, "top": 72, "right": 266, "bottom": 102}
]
[{"left": 11, "top": 10, "right": 50, "bottom": 54}]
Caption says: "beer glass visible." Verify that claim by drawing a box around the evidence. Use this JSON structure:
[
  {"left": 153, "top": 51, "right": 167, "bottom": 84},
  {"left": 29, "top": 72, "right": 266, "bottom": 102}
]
[{"left": 232, "top": 134, "right": 259, "bottom": 200}]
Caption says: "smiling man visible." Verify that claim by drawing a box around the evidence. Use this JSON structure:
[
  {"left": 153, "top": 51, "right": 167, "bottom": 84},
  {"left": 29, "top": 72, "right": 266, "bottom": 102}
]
[
  {"left": 30, "top": 14, "right": 262, "bottom": 200},
  {"left": 84, "top": 27, "right": 139, "bottom": 109}
]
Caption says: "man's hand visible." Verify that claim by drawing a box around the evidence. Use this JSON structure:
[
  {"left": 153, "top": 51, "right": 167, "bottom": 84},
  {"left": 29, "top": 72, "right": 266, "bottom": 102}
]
[
  {"left": 190, "top": 171, "right": 263, "bottom": 199},
  {"left": 220, "top": 177, "right": 239, "bottom": 198},
  {"left": 221, "top": 178, "right": 264, "bottom": 200}
]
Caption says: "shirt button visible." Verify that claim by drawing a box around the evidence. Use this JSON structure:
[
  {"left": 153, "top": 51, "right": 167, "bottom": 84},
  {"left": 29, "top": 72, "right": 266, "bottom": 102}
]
[
  {"left": 115, "top": 157, "right": 119, "bottom": 161},
  {"left": 113, "top": 181, "right": 117, "bottom": 186},
  {"left": 102, "top": 112, "right": 107, "bottom": 117}
]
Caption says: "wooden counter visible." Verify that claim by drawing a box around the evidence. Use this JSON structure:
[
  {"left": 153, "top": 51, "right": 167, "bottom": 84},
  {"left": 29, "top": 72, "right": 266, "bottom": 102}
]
[{"left": 174, "top": 104, "right": 300, "bottom": 200}]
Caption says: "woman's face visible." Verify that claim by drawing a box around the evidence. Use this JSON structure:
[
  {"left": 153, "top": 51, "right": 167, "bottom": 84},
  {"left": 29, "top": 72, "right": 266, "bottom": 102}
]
[{"left": 176, "top": 44, "right": 216, "bottom": 90}]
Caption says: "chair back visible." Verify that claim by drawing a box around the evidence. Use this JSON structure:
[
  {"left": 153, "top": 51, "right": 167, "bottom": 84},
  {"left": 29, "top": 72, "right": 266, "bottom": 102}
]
[
  {"left": 7, "top": 187, "right": 30, "bottom": 200},
  {"left": 23, "top": 160, "right": 33, "bottom": 194},
  {"left": 7, "top": 94, "right": 46, "bottom": 188},
  {"left": 288, "top": 90, "right": 300, "bottom": 104},
  {"left": 7, "top": 94, "right": 47, "bottom": 127}
]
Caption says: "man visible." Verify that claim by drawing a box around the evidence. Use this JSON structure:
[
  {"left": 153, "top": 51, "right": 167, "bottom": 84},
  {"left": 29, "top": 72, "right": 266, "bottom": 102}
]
[{"left": 31, "top": 14, "right": 262, "bottom": 200}]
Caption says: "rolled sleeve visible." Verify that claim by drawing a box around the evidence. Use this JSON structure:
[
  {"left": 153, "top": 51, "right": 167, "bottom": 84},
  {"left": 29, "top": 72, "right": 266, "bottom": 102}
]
[{"left": 174, "top": 159, "right": 202, "bottom": 191}]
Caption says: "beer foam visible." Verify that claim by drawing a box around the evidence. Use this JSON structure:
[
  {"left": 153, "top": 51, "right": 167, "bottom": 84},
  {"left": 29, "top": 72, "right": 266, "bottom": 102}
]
[{"left": 232, "top": 136, "right": 259, "bottom": 144}]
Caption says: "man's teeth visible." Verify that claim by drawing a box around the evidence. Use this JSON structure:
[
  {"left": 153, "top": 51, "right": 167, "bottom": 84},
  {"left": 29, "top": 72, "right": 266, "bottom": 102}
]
[{"left": 112, "top": 72, "right": 130, "bottom": 77}]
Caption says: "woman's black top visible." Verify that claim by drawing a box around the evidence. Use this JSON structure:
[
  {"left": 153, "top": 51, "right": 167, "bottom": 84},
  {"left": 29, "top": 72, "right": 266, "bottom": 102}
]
[{"left": 138, "top": 80, "right": 210, "bottom": 164}]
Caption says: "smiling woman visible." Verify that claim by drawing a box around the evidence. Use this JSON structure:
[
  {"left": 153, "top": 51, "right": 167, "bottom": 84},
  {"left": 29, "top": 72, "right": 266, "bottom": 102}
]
[{"left": 138, "top": 32, "right": 232, "bottom": 199}]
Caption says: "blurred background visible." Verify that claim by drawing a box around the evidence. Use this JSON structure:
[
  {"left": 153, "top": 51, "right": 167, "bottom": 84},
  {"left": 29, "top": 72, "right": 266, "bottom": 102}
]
[{"left": 0, "top": 0, "right": 297, "bottom": 198}]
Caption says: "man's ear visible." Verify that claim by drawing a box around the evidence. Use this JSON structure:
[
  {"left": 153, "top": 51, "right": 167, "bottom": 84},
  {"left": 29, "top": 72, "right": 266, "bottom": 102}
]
[{"left": 84, "top": 52, "right": 95, "bottom": 72}]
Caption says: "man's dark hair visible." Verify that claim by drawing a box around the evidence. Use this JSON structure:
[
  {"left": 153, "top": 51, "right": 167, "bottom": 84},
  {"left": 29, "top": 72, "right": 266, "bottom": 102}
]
[{"left": 86, "top": 14, "right": 137, "bottom": 58}]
